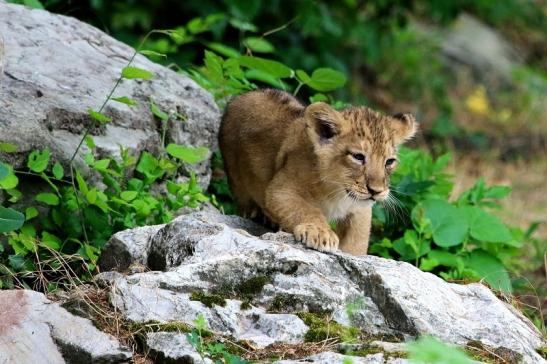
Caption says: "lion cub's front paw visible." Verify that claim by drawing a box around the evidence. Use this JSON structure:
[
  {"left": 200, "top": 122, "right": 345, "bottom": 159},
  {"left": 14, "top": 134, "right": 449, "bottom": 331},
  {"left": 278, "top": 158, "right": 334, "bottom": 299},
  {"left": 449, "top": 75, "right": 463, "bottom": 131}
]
[{"left": 294, "top": 223, "right": 339, "bottom": 252}]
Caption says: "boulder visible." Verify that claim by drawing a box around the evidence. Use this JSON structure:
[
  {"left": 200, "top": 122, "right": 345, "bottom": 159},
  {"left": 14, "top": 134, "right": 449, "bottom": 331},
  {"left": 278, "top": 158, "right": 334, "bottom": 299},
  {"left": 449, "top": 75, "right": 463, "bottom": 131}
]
[
  {"left": 146, "top": 331, "right": 213, "bottom": 364},
  {"left": 96, "top": 211, "right": 546, "bottom": 363},
  {"left": 0, "top": 2, "right": 220, "bottom": 188},
  {"left": 440, "top": 13, "right": 523, "bottom": 85},
  {"left": 0, "top": 289, "right": 131, "bottom": 363}
]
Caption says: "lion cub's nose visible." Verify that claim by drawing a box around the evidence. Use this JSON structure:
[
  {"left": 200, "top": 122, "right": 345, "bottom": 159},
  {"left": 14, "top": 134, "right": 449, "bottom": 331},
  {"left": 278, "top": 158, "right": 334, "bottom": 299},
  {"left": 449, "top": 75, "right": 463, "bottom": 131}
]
[{"left": 366, "top": 183, "right": 384, "bottom": 196}]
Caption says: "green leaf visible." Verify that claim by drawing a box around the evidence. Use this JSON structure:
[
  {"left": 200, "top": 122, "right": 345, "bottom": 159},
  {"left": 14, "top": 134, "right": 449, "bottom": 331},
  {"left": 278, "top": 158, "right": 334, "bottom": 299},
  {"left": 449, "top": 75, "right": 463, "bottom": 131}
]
[
  {"left": 140, "top": 50, "right": 167, "bottom": 58},
  {"left": 466, "top": 249, "right": 512, "bottom": 292},
  {"left": 0, "top": 207, "right": 25, "bottom": 233},
  {"left": 111, "top": 96, "right": 137, "bottom": 106},
  {"left": 120, "top": 191, "right": 138, "bottom": 202},
  {"left": 295, "top": 69, "right": 312, "bottom": 84},
  {"left": 0, "top": 142, "right": 18, "bottom": 153},
  {"left": 305, "top": 68, "right": 347, "bottom": 92},
  {"left": 427, "top": 250, "right": 462, "bottom": 268},
  {"left": 166, "top": 144, "right": 209, "bottom": 164},
  {"left": 238, "top": 56, "right": 293, "bottom": 78},
  {"left": 416, "top": 199, "right": 468, "bottom": 247},
  {"left": 23, "top": 0, "right": 44, "bottom": 9},
  {"left": 85, "top": 136, "right": 96, "bottom": 149},
  {"left": 203, "top": 42, "right": 240, "bottom": 58},
  {"left": 150, "top": 100, "right": 169, "bottom": 121},
  {"left": 243, "top": 37, "right": 275, "bottom": 53},
  {"left": 41, "top": 231, "right": 61, "bottom": 250},
  {"left": 407, "top": 336, "right": 474, "bottom": 364},
  {"left": 463, "top": 206, "right": 512, "bottom": 243},
  {"left": 52, "top": 162, "right": 64, "bottom": 179},
  {"left": 0, "top": 163, "right": 8, "bottom": 181},
  {"left": 25, "top": 207, "right": 38, "bottom": 220},
  {"left": 27, "top": 149, "right": 51, "bottom": 173},
  {"left": 484, "top": 185, "right": 511, "bottom": 199},
  {"left": 88, "top": 109, "right": 112, "bottom": 124},
  {"left": 0, "top": 172, "right": 18, "bottom": 190},
  {"left": 244, "top": 69, "right": 286, "bottom": 89},
  {"left": 229, "top": 19, "right": 258, "bottom": 32},
  {"left": 121, "top": 66, "right": 154, "bottom": 80},
  {"left": 35, "top": 193, "right": 60, "bottom": 206}
]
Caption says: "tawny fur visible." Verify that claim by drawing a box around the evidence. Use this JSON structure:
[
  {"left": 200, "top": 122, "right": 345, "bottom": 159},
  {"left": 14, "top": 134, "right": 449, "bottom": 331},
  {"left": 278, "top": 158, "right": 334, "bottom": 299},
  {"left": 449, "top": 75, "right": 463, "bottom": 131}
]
[{"left": 219, "top": 89, "right": 417, "bottom": 255}]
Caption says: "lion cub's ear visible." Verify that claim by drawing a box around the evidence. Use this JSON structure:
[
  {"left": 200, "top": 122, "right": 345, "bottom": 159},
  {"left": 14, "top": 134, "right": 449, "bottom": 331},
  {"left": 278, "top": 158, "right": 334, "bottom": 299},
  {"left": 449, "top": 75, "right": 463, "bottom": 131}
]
[
  {"left": 391, "top": 113, "right": 418, "bottom": 144},
  {"left": 305, "top": 102, "right": 343, "bottom": 143}
]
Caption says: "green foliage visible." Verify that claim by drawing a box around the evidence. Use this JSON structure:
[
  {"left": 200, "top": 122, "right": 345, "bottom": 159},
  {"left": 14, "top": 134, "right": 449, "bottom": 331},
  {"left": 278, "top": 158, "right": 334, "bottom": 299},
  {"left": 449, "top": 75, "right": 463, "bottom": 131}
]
[
  {"left": 0, "top": 38, "right": 210, "bottom": 290},
  {"left": 370, "top": 148, "right": 521, "bottom": 292},
  {"left": 186, "top": 314, "right": 249, "bottom": 364},
  {"left": 297, "top": 312, "right": 360, "bottom": 343},
  {"left": 407, "top": 336, "right": 474, "bottom": 364}
]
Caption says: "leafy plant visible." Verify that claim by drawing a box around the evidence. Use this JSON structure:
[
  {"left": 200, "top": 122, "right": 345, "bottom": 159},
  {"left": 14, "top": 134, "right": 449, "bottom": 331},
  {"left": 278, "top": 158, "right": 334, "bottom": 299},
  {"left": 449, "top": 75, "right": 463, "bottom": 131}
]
[
  {"left": 407, "top": 336, "right": 474, "bottom": 364},
  {"left": 0, "top": 31, "right": 210, "bottom": 290},
  {"left": 370, "top": 148, "right": 520, "bottom": 292}
]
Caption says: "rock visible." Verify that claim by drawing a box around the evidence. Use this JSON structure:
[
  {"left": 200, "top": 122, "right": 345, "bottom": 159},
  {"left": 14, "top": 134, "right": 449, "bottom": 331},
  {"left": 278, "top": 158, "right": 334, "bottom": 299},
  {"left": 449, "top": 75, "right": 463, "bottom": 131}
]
[
  {"left": 0, "top": 2, "right": 220, "bottom": 188},
  {"left": 276, "top": 352, "right": 408, "bottom": 363},
  {"left": 146, "top": 331, "right": 213, "bottom": 364},
  {"left": 0, "top": 289, "right": 131, "bottom": 363},
  {"left": 96, "top": 210, "right": 546, "bottom": 363},
  {"left": 440, "top": 13, "right": 522, "bottom": 85},
  {"left": 97, "top": 224, "right": 164, "bottom": 272}
]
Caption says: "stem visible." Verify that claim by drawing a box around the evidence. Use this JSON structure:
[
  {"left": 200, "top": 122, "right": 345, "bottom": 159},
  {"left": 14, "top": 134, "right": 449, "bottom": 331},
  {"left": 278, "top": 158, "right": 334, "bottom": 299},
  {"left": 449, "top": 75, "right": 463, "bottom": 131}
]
[
  {"left": 293, "top": 81, "right": 303, "bottom": 96},
  {"left": 67, "top": 30, "right": 158, "bottom": 244}
]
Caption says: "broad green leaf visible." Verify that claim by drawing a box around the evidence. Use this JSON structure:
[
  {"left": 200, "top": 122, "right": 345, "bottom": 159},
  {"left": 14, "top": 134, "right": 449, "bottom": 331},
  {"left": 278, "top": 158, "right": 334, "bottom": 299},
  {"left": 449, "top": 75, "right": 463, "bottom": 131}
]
[
  {"left": 407, "top": 336, "right": 474, "bottom": 364},
  {"left": 203, "top": 42, "right": 240, "bottom": 58},
  {"left": 305, "top": 68, "right": 346, "bottom": 92},
  {"left": 6, "top": 189, "right": 21, "bottom": 203},
  {"left": 35, "top": 192, "right": 59, "bottom": 206},
  {"left": 0, "top": 207, "right": 25, "bottom": 233},
  {"left": 27, "top": 149, "right": 51, "bottom": 173},
  {"left": 0, "top": 142, "right": 18, "bottom": 153},
  {"left": 120, "top": 191, "right": 138, "bottom": 202},
  {"left": 244, "top": 69, "right": 286, "bottom": 89},
  {"left": 25, "top": 207, "right": 38, "bottom": 220},
  {"left": 85, "top": 135, "right": 96, "bottom": 149},
  {"left": 393, "top": 230, "right": 430, "bottom": 260},
  {"left": 86, "top": 189, "right": 98, "bottom": 204},
  {"left": 466, "top": 249, "right": 512, "bottom": 292},
  {"left": 427, "top": 250, "right": 463, "bottom": 268},
  {"left": 111, "top": 96, "right": 137, "bottom": 106},
  {"left": 229, "top": 19, "right": 258, "bottom": 32},
  {"left": 166, "top": 144, "right": 209, "bottom": 164},
  {"left": 23, "top": 0, "right": 44, "bottom": 9},
  {"left": 295, "top": 69, "right": 312, "bottom": 84},
  {"left": 463, "top": 206, "right": 512, "bottom": 243},
  {"left": 121, "top": 66, "right": 154, "bottom": 80},
  {"left": 140, "top": 50, "right": 167, "bottom": 58},
  {"left": 41, "top": 231, "right": 61, "bottom": 250},
  {"left": 88, "top": 109, "right": 112, "bottom": 124},
  {"left": 0, "top": 172, "right": 18, "bottom": 190},
  {"left": 52, "top": 162, "right": 64, "bottom": 179},
  {"left": 243, "top": 37, "right": 275, "bottom": 53},
  {"left": 93, "top": 159, "right": 111, "bottom": 172},
  {"left": 417, "top": 199, "right": 468, "bottom": 247},
  {"left": 76, "top": 170, "right": 89, "bottom": 195},
  {"left": 150, "top": 100, "right": 169, "bottom": 121},
  {"left": 484, "top": 185, "right": 511, "bottom": 199},
  {"left": 238, "top": 56, "right": 293, "bottom": 78}
]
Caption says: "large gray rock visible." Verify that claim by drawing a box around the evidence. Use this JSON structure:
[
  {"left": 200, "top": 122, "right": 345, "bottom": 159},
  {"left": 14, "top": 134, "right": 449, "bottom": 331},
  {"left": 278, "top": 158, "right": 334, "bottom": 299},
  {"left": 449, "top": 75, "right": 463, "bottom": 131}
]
[
  {"left": 0, "top": 2, "right": 220, "bottom": 187},
  {"left": 0, "top": 289, "right": 131, "bottom": 363},
  {"left": 96, "top": 211, "right": 545, "bottom": 363},
  {"left": 440, "top": 13, "right": 522, "bottom": 85}
]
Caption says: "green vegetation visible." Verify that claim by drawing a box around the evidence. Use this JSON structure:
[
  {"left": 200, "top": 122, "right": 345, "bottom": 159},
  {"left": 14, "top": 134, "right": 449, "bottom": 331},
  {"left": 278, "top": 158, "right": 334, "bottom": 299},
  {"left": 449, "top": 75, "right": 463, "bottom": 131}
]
[{"left": 297, "top": 312, "right": 360, "bottom": 343}]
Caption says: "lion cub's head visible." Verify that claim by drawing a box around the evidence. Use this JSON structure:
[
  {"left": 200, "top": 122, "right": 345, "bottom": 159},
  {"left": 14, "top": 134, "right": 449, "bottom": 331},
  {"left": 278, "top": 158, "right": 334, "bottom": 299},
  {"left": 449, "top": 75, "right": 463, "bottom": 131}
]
[{"left": 304, "top": 102, "right": 417, "bottom": 204}]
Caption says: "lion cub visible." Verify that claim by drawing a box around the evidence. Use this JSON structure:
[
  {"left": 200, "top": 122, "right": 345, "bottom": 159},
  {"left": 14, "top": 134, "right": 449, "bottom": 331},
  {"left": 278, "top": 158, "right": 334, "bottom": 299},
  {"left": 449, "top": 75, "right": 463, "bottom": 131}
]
[{"left": 219, "top": 89, "right": 416, "bottom": 255}]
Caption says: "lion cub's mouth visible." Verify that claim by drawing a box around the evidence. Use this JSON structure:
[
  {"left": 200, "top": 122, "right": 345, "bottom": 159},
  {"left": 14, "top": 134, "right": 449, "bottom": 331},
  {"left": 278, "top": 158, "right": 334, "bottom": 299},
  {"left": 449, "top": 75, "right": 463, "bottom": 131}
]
[{"left": 345, "top": 188, "right": 374, "bottom": 202}]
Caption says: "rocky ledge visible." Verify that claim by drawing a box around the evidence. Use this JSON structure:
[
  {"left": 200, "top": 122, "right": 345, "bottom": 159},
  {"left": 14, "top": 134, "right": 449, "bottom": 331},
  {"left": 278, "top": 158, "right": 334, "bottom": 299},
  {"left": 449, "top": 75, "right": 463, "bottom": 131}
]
[{"left": 91, "top": 210, "right": 544, "bottom": 363}]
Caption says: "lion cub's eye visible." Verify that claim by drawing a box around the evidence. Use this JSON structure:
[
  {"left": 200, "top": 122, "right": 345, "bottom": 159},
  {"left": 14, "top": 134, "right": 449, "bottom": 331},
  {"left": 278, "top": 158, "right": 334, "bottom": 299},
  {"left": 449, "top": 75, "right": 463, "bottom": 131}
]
[
  {"left": 351, "top": 153, "right": 366, "bottom": 163},
  {"left": 385, "top": 158, "right": 397, "bottom": 167}
]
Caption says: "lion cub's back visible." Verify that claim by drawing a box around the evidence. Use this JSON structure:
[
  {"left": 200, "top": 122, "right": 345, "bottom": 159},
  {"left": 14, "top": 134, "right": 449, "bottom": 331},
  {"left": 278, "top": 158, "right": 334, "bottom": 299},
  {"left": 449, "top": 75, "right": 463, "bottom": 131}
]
[{"left": 219, "top": 90, "right": 305, "bottom": 203}]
